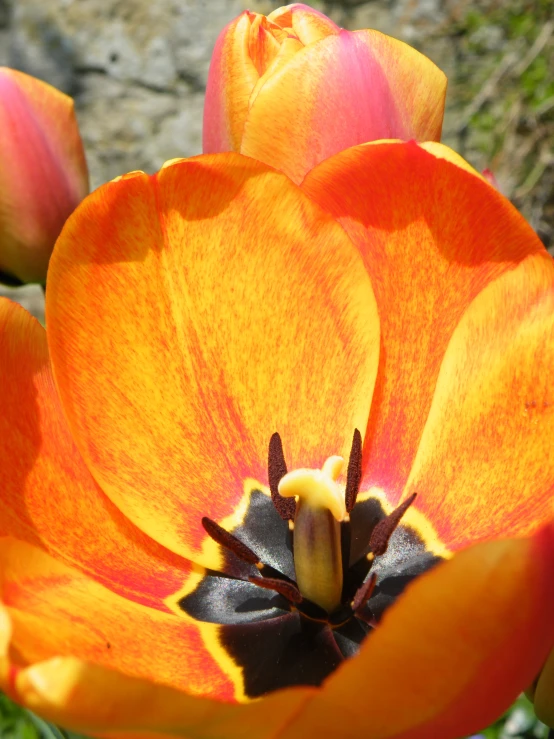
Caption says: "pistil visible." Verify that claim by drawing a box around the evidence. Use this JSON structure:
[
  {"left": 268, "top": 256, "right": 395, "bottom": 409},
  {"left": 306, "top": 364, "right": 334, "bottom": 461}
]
[{"left": 279, "top": 456, "right": 346, "bottom": 612}]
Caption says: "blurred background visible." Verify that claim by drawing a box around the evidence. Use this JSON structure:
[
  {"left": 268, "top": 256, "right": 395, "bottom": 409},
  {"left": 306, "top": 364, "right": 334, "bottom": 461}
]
[{"left": 0, "top": 0, "right": 553, "bottom": 315}]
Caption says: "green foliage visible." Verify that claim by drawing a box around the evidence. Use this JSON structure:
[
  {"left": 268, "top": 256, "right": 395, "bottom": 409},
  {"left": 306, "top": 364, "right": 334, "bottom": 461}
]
[
  {"left": 0, "top": 694, "right": 40, "bottom": 739},
  {"left": 477, "top": 695, "right": 550, "bottom": 738},
  {"left": 445, "top": 0, "right": 554, "bottom": 248},
  {"left": 0, "top": 694, "right": 86, "bottom": 739}
]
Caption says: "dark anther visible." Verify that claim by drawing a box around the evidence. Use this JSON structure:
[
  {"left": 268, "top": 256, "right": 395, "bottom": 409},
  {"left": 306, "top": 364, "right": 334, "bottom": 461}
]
[
  {"left": 268, "top": 432, "right": 296, "bottom": 521},
  {"left": 248, "top": 576, "right": 303, "bottom": 604},
  {"left": 368, "top": 493, "right": 417, "bottom": 556},
  {"left": 201, "top": 517, "right": 260, "bottom": 565},
  {"left": 352, "top": 573, "right": 377, "bottom": 613},
  {"left": 345, "top": 428, "right": 363, "bottom": 512},
  {"left": 340, "top": 519, "right": 352, "bottom": 586}
]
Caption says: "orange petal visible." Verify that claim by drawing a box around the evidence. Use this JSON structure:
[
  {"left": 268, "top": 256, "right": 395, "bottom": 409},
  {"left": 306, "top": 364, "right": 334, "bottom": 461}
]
[
  {"left": 302, "top": 141, "right": 546, "bottom": 503},
  {"left": 0, "top": 602, "right": 12, "bottom": 698},
  {"left": 46, "top": 154, "right": 380, "bottom": 566},
  {"left": 0, "top": 297, "right": 192, "bottom": 610},
  {"left": 240, "top": 30, "right": 446, "bottom": 183},
  {"left": 0, "top": 538, "right": 234, "bottom": 701},
  {"left": 405, "top": 253, "right": 554, "bottom": 547},
  {"left": 267, "top": 4, "right": 339, "bottom": 45},
  {"left": 533, "top": 646, "right": 554, "bottom": 728},
  {"left": 0, "top": 68, "right": 88, "bottom": 284},
  {"left": 285, "top": 523, "right": 554, "bottom": 739},
  {"left": 9, "top": 654, "right": 311, "bottom": 739}
]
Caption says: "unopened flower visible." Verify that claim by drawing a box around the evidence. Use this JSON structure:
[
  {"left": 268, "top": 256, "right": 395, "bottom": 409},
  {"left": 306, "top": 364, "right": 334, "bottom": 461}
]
[
  {"left": 0, "top": 68, "right": 88, "bottom": 284},
  {"left": 203, "top": 3, "right": 446, "bottom": 182}
]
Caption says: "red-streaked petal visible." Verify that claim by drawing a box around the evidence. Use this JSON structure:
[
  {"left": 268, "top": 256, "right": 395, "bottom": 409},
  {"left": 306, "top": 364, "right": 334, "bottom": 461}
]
[
  {"left": 46, "top": 154, "right": 379, "bottom": 567},
  {"left": 0, "top": 538, "right": 234, "bottom": 701},
  {"left": 3, "top": 650, "right": 312, "bottom": 739},
  {"left": 302, "top": 141, "right": 546, "bottom": 503},
  {"left": 0, "top": 68, "right": 88, "bottom": 283},
  {"left": 406, "top": 254, "right": 554, "bottom": 547},
  {"left": 240, "top": 30, "right": 446, "bottom": 183},
  {"left": 0, "top": 297, "right": 191, "bottom": 610},
  {"left": 9, "top": 522, "right": 552, "bottom": 739},
  {"left": 285, "top": 523, "right": 554, "bottom": 739}
]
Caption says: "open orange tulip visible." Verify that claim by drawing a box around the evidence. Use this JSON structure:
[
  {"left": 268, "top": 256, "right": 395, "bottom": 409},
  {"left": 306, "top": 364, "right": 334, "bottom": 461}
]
[
  {"left": 203, "top": 4, "right": 447, "bottom": 183},
  {"left": 1, "top": 141, "right": 554, "bottom": 738},
  {"left": 0, "top": 68, "right": 89, "bottom": 285}
]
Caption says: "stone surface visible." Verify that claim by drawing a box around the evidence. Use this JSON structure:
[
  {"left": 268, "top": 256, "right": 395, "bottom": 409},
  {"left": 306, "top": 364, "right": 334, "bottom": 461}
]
[
  {"left": 1, "top": 0, "right": 551, "bottom": 204},
  {"left": 0, "top": 284, "right": 45, "bottom": 324},
  {"left": 3, "top": 0, "right": 250, "bottom": 188}
]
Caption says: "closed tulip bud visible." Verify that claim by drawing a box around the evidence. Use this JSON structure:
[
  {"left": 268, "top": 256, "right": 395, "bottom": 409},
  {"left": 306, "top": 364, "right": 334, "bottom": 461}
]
[
  {"left": 204, "top": 3, "right": 447, "bottom": 183},
  {"left": 527, "top": 648, "right": 554, "bottom": 728},
  {"left": 0, "top": 68, "right": 89, "bottom": 285}
]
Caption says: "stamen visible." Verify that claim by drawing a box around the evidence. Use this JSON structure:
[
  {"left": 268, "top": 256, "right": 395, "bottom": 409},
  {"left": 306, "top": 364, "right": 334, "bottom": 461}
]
[
  {"left": 248, "top": 576, "right": 303, "bottom": 604},
  {"left": 201, "top": 517, "right": 259, "bottom": 565},
  {"left": 345, "top": 428, "right": 362, "bottom": 512},
  {"left": 354, "top": 609, "right": 376, "bottom": 627},
  {"left": 268, "top": 432, "right": 296, "bottom": 521},
  {"left": 368, "top": 493, "right": 417, "bottom": 556},
  {"left": 351, "top": 573, "right": 377, "bottom": 613}
]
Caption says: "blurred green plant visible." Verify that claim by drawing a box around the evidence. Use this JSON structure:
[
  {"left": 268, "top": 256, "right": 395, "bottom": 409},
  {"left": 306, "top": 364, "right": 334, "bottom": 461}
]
[
  {"left": 447, "top": 0, "right": 554, "bottom": 249},
  {"left": 0, "top": 693, "right": 39, "bottom": 739},
  {"left": 0, "top": 694, "right": 87, "bottom": 739}
]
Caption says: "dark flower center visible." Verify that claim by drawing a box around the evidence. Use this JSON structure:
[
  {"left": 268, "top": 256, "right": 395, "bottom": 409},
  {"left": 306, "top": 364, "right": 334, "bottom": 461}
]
[{"left": 179, "top": 431, "right": 443, "bottom": 699}]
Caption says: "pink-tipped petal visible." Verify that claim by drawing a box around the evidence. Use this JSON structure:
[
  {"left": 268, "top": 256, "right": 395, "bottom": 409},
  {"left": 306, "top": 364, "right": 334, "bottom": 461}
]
[
  {"left": 203, "top": 12, "right": 259, "bottom": 154},
  {"left": 0, "top": 68, "right": 88, "bottom": 284},
  {"left": 240, "top": 29, "right": 446, "bottom": 183}
]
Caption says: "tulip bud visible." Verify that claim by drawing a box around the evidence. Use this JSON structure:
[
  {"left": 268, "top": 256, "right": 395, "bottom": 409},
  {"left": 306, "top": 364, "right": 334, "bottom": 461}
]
[
  {"left": 204, "top": 3, "right": 447, "bottom": 183},
  {"left": 0, "top": 68, "right": 89, "bottom": 285},
  {"left": 528, "top": 647, "right": 554, "bottom": 728}
]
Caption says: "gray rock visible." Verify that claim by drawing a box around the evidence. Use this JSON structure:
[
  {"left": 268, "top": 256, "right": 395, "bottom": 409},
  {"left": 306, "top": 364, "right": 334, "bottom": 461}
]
[
  {"left": 0, "top": 0, "right": 551, "bottom": 259},
  {"left": 5, "top": 0, "right": 247, "bottom": 189},
  {"left": 0, "top": 284, "right": 44, "bottom": 323}
]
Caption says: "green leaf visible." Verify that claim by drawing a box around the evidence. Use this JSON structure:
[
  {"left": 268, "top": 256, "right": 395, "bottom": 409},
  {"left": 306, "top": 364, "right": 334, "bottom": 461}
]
[{"left": 24, "top": 713, "right": 69, "bottom": 739}]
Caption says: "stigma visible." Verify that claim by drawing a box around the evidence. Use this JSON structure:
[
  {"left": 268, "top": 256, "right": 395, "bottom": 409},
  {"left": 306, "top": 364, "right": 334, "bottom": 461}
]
[{"left": 279, "top": 455, "right": 346, "bottom": 612}]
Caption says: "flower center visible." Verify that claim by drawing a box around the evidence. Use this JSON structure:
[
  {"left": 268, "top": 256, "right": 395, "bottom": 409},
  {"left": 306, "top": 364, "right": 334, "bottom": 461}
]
[{"left": 177, "top": 432, "right": 445, "bottom": 700}]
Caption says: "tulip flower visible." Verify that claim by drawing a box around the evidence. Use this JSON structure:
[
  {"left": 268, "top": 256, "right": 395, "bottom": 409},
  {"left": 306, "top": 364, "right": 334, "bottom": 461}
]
[
  {"left": 0, "top": 68, "right": 88, "bottom": 285},
  {"left": 203, "top": 4, "right": 447, "bottom": 183},
  {"left": 1, "top": 141, "right": 554, "bottom": 739}
]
